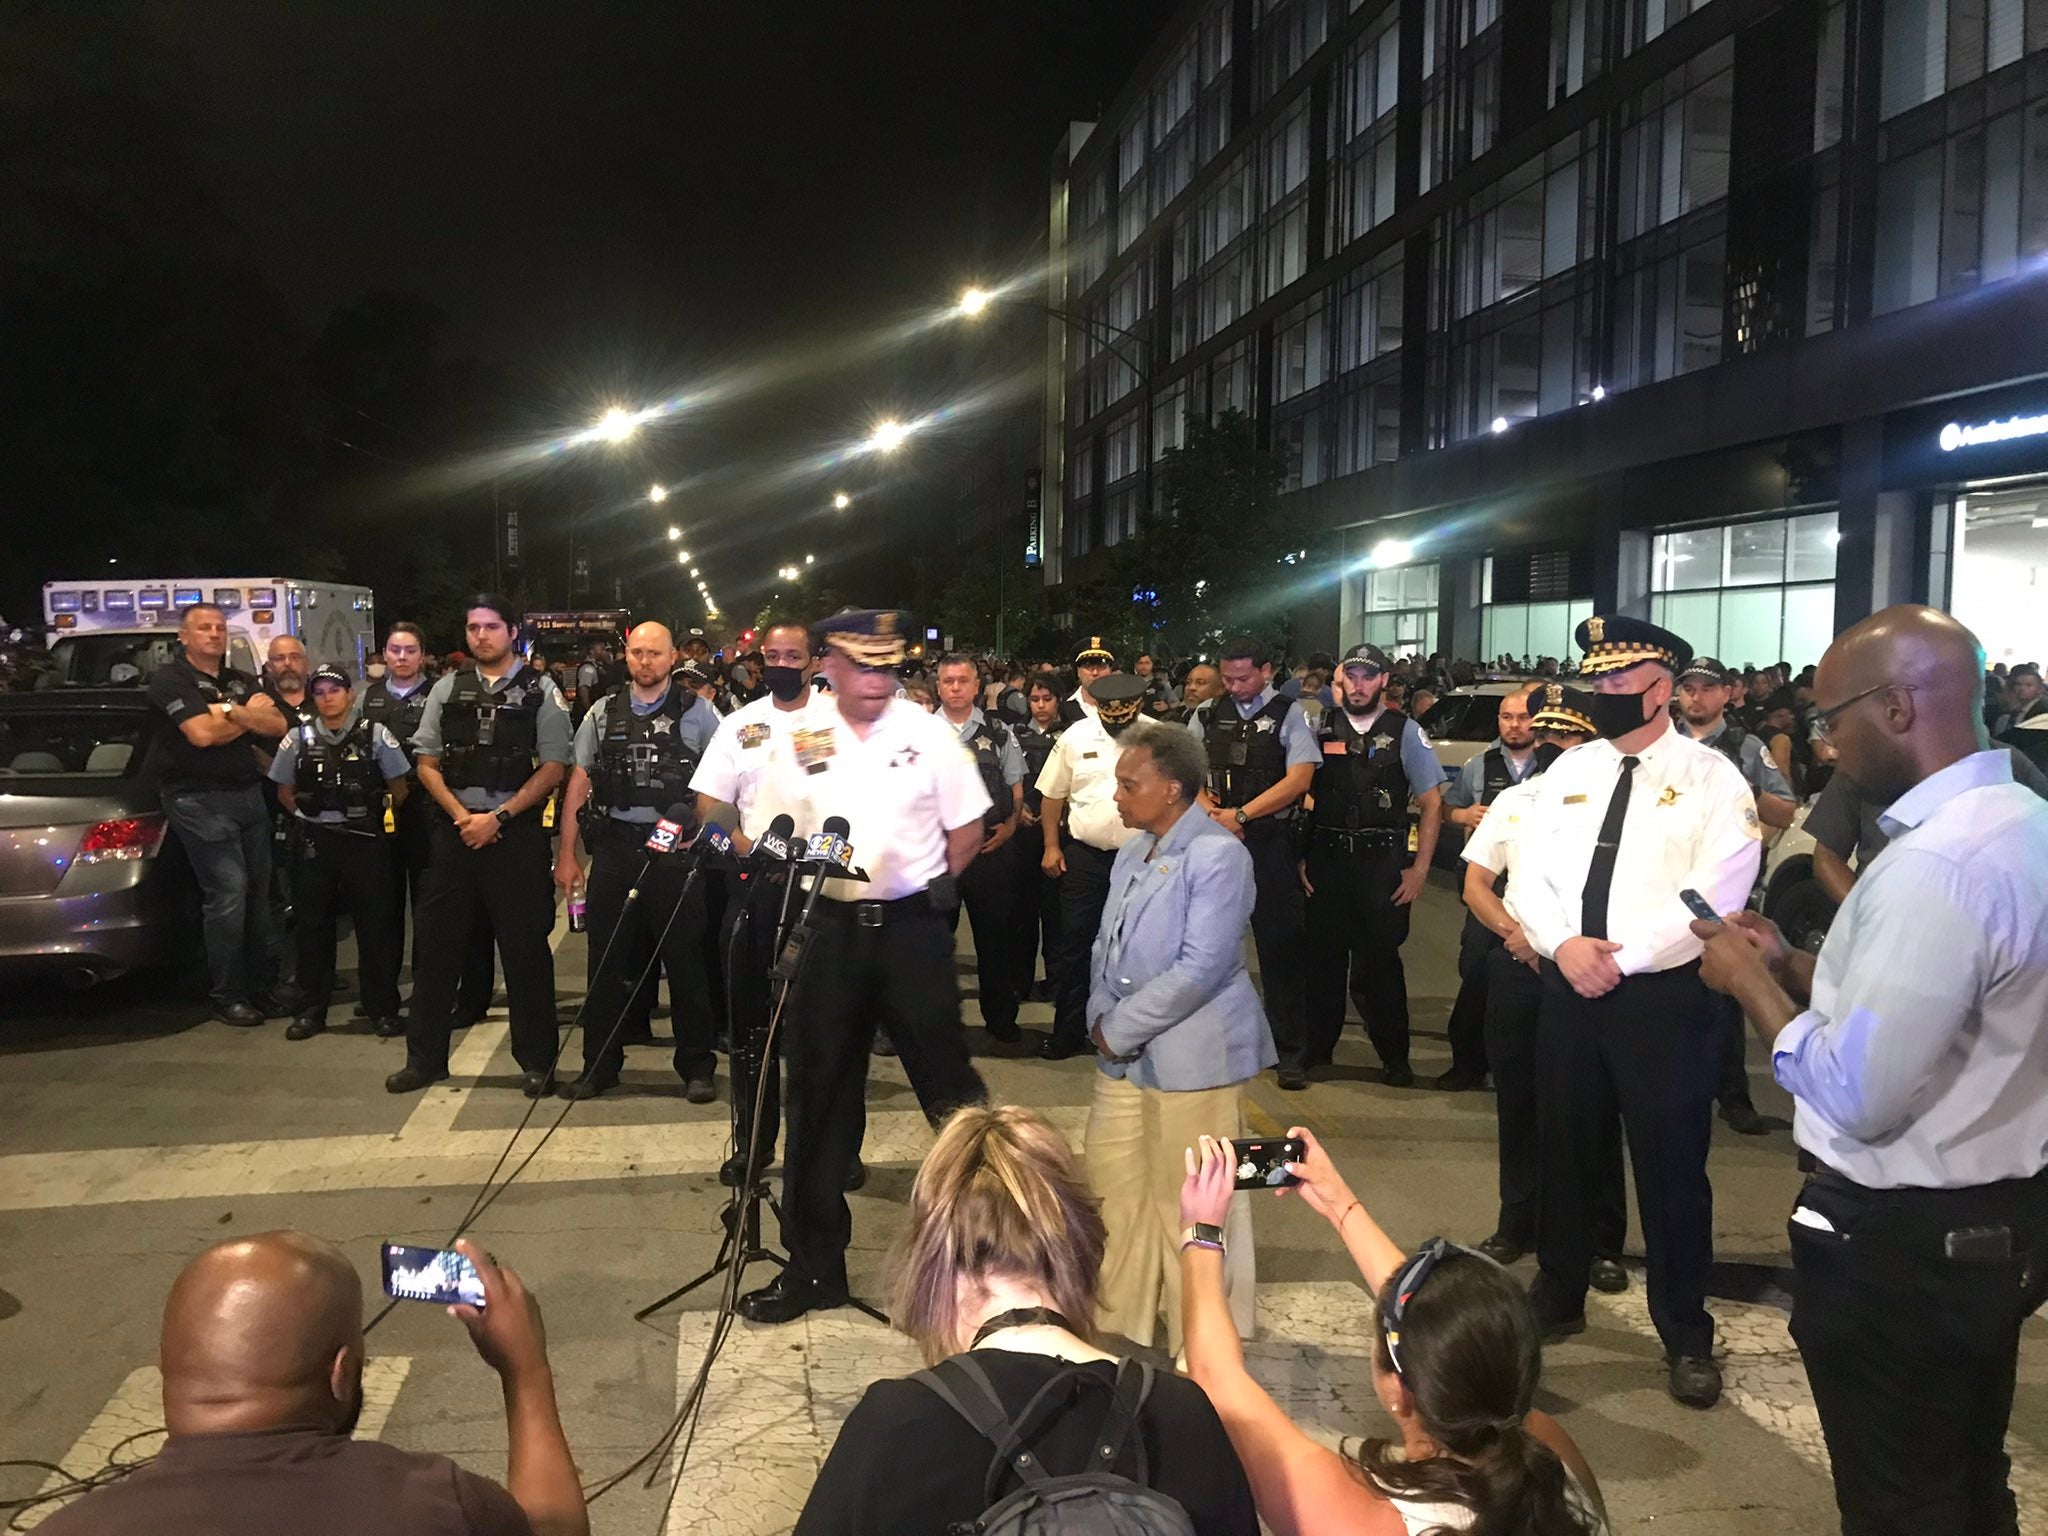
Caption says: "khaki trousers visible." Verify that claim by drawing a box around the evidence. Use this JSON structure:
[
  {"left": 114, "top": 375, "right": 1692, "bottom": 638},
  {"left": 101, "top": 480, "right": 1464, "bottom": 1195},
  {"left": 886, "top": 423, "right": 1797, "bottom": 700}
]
[{"left": 1086, "top": 1071, "right": 1257, "bottom": 1352}]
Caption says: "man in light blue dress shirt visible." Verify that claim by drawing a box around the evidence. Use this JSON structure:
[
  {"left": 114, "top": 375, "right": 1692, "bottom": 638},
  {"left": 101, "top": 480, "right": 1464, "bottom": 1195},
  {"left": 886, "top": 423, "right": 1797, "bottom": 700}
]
[{"left": 1696, "top": 605, "right": 2048, "bottom": 1536}]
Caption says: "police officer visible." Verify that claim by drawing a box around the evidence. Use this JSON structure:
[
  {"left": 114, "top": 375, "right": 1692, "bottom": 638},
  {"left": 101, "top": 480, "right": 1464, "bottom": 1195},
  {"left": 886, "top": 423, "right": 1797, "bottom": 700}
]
[
  {"left": 1189, "top": 635, "right": 1320, "bottom": 1089},
  {"left": 1035, "top": 672, "right": 1152, "bottom": 1059},
  {"left": 1298, "top": 643, "right": 1446, "bottom": 1089},
  {"left": 387, "top": 595, "right": 573, "bottom": 1098},
  {"left": 1459, "top": 684, "right": 1627, "bottom": 1289},
  {"left": 553, "top": 622, "right": 721, "bottom": 1100},
  {"left": 268, "top": 665, "right": 410, "bottom": 1041},
  {"left": 362, "top": 621, "right": 495, "bottom": 1038},
  {"left": 735, "top": 609, "right": 990, "bottom": 1325},
  {"left": 1513, "top": 617, "right": 1763, "bottom": 1408},
  {"left": 1673, "top": 655, "right": 1796, "bottom": 1138},
  {"left": 1010, "top": 671, "right": 1067, "bottom": 1005},
  {"left": 252, "top": 634, "right": 318, "bottom": 1004},
  {"left": 692, "top": 617, "right": 859, "bottom": 1190},
  {"left": 1437, "top": 688, "right": 1562, "bottom": 1090},
  {"left": 933, "top": 652, "right": 1026, "bottom": 1043},
  {"left": 1061, "top": 637, "right": 1114, "bottom": 724}
]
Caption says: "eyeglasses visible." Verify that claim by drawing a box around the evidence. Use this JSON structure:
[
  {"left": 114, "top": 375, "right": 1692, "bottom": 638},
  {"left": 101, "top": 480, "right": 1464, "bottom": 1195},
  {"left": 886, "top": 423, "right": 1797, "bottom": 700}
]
[
  {"left": 1380, "top": 1236, "right": 1491, "bottom": 1377},
  {"left": 1811, "top": 682, "right": 1916, "bottom": 744}
]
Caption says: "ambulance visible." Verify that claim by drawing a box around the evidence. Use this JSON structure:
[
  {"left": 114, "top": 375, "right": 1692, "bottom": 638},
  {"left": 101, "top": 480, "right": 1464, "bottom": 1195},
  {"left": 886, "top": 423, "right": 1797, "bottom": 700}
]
[{"left": 40, "top": 577, "right": 377, "bottom": 687}]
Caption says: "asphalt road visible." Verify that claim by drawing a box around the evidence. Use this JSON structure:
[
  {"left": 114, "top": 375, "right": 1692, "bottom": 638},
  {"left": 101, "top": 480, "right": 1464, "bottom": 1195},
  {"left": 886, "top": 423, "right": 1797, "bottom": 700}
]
[{"left": 2, "top": 873, "right": 2041, "bottom": 1534}]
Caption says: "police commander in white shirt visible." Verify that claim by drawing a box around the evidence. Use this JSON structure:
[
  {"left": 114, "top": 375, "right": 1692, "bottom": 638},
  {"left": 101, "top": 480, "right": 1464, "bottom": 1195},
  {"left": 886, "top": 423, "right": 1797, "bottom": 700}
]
[{"left": 1694, "top": 604, "right": 2048, "bottom": 1536}]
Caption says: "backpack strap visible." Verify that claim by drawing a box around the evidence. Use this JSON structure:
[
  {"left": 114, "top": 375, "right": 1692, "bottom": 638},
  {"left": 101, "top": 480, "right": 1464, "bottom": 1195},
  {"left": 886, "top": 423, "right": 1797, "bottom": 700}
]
[
  {"left": 917, "top": 1356, "right": 1137, "bottom": 1504},
  {"left": 1093, "top": 1359, "right": 1156, "bottom": 1485}
]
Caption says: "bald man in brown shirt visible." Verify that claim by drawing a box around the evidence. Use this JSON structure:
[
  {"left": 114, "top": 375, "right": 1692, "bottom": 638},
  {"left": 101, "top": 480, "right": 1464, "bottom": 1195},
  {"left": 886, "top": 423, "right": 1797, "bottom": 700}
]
[{"left": 38, "top": 1232, "right": 585, "bottom": 1536}]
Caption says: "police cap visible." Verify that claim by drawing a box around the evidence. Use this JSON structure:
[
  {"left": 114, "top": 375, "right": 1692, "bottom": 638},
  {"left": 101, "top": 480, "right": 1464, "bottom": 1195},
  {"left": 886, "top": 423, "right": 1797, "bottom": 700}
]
[
  {"left": 309, "top": 663, "right": 353, "bottom": 691},
  {"left": 1087, "top": 671, "right": 1147, "bottom": 727},
  {"left": 678, "top": 659, "right": 715, "bottom": 687},
  {"left": 1075, "top": 635, "right": 1115, "bottom": 668},
  {"left": 1574, "top": 615, "right": 1693, "bottom": 676},
  {"left": 1530, "top": 681, "right": 1597, "bottom": 736},
  {"left": 815, "top": 609, "right": 911, "bottom": 669},
  {"left": 1676, "top": 655, "right": 1732, "bottom": 685},
  {"left": 1338, "top": 643, "right": 1390, "bottom": 676}
]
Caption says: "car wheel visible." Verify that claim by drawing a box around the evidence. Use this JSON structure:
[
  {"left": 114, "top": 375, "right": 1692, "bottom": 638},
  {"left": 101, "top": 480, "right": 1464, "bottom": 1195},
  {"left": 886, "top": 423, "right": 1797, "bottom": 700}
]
[{"left": 1767, "top": 874, "right": 1837, "bottom": 955}]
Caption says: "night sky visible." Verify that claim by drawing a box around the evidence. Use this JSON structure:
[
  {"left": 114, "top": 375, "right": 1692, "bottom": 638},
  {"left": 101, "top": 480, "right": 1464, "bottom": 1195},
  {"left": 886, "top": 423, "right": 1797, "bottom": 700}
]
[{"left": 1, "top": 1, "right": 1178, "bottom": 624}]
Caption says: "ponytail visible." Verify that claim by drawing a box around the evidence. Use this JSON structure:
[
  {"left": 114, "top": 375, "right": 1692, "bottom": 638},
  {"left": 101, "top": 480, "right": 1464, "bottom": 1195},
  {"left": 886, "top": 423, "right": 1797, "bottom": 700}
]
[{"left": 1356, "top": 1422, "right": 1588, "bottom": 1536}]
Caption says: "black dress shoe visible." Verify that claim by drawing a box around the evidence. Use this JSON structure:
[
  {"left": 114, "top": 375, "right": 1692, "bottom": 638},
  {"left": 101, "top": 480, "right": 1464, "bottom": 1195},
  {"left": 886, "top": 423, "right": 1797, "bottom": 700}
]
[
  {"left": 872, "top": 1030, "right": 897, "bottom": 1057},
  {"left": 1536, "top": 1308, "right": 1587, "bottom": 1342},
  {"left": 1668, "top": 1352, "right": 1722, "bottom": 1408},
  {"left": 1434, "top": 1067, "right": 1487, "bottom": 1092},
  {"left": 559, "top": 1073, "right": 616, "bottom": 1101},
  {"left": 1037, "top": 1036, "right": 1090, "bottom": 1061},
  {"left": 1589, "top": 1256, "right": 1630, "bottom": 1294},
  {"left": 214, "top": 1002, "right": 266, "bottom": 1027},
  {"left": 737, "top": 1272, "right": 847, "bottom": 1326},
  {"left": 1276, "top": 1065, "right": 1310, "bottom": 1092},
  {"left": 1719, "top": 1101, "right": 1769, "bottom": 1135},
  {"left": 373, "top": 1016, "right": 405, "bottom": 1039},
  {"left": 1477, "top": 1233, "right": 1525, "bottom": 1266},
  {"left": 683, "top": 1069, "right": 717, "bottom": 1105},
  {"left": 451, "top": 1013, "right": 484, "bottom": 1030},
  {"left": 1381, "top": 1063, "right": 1416, "bottom": 1088},
  {"left": 1029, "top": 980, "right": 1055, "bottom": 1003},
  {"left": 385, "top": 1065, "right": 449, "bottom": 1095},
  {"left": 284, "top": 1014, "right": 327, "bottom": 1042},
  {"left": 844, "top": 1158, "right": 867, "bottom": 1193},
  {"left": 985, "top": 1019, "right": 1023, "bottom": 1044},
  {"left": 720, "top": 1149, "right": 774, "bottom": 1188},
  {"left": 518, "top": 1070, "right": 556, "bottom": 1099}
]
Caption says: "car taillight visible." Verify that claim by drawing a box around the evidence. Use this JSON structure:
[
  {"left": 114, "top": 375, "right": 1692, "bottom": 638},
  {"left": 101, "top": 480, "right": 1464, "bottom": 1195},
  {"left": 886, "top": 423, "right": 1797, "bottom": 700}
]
[{"left": 76, "top": 815, "right": 167, "bottom": 864}]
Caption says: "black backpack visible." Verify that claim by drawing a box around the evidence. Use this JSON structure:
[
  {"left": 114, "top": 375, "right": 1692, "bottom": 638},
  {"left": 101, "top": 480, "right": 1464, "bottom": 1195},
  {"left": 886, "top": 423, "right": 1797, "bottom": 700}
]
[{"left": 913, "top": 1355, "right": 1199, "bottom": 1536}]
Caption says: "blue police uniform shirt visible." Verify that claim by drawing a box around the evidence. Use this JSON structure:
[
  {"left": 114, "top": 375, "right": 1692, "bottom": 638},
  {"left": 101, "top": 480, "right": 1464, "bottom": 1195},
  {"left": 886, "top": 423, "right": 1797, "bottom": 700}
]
[
  {"left": 571, "top": 686, "right": 721, "bottom": 824},
  {"left": 1680, "top": 716, "right": 1793, "bottom": 802},
  {"left": 1443, "top": 738, "right": 1543, "bottom": 809},
  {"left": 411, "top": 667, "right": 574, "bottom": 812},
  {"left": 1184, "top": 686, "right": 1322, "bottom": 771},
  {"left": 267, "top": 716, "right": 411, "bottom": 829},
  {"left": 949, "top": 705, "right": 1027, "bottom": 787},
  {"left": 1330, "top": 703, "right": 1446, "bottom": 792}
]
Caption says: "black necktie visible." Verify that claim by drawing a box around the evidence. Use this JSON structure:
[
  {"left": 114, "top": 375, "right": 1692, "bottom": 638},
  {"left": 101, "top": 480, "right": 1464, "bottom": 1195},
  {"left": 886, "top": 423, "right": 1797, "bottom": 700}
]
[{"left": 1580, "top": 755, "right": 1638, "bottom": 941}]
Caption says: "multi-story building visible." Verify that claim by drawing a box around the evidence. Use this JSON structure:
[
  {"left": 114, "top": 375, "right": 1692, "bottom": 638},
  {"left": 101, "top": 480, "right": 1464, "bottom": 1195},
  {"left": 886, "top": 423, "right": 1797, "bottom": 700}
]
[{"left": 1043, "top": 0, "right": 2048, "bottom": 669}]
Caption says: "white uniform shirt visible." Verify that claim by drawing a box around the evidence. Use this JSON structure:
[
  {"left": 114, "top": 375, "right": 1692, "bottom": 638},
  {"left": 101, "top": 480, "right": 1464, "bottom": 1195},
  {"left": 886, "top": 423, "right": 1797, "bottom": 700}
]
[
  {"left": 1457, "top": 775, "right": 1543, "bottom": 908},
  {"left": 1773, "top": 751, "right": 2048, "bottom": 1189},
  {"left": 749, "top": 696, "right": 992, "bottom": 901},
  {"left": 1068, "top": 687, "right": 1099, "bottom": 720},
  {"left": 1513, "top": 724, "right": 1763, "bottom": 976},
  {"left": 1035, "top": 714, "right": 1143, "bottom": 851},
  {"left": 691, "top": 691, "right": 824, "bottom": 840}
]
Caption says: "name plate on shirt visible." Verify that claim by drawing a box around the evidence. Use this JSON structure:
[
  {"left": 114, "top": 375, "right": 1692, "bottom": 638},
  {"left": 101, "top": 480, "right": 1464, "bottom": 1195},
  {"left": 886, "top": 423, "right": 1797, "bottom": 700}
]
[{"left": 1563, "top": 793, "right": 1588, "bottom": 804}]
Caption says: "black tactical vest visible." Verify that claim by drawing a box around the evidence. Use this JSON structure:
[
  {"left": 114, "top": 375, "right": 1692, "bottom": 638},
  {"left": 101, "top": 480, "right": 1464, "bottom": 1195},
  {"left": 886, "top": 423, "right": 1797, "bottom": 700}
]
[
  {"left": 361, "top": 678, "right": 430, "bottom": 773},
  {"left": 438, "top": 666, "right": 547, "bottom": 794},
  {"left": 589, "top": 685, "right": 701, "bottom": 816},
  {"left": 292, "top": 719, "right": 388, "bottom": 826},
  {"left": 966, "top": 716, "right": 1015, "bottom": 831},
  {"left": 1200, "top": 694, "right": 1295, "bottom": 807},
  {"left": 1705, "top": 721, "right": 1750, "bottom": 772},
  {"left": 1309, "top": 708, "right": 1414, "bottom": 832},
  {"left": 1479, "top": 741, "right": 1563, "bottom": 805},
  {"left": 1017, "top": 720, "right": 1062, "bottom": 814}
]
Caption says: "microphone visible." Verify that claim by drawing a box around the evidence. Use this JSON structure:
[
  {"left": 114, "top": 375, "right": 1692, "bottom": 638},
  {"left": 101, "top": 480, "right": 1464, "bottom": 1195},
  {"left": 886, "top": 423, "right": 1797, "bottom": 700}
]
[
  {"left": 751, "top": 812, "right": 796, "bottom": 867},
  {"left": 700, "top": 822, "right": 735, "bottom": 861},
  {"left": 772, "top": 815, "right": 852, "bottom": 982},
  {"left": 641, "top": 801, "right": 698, "bottom": 858}
]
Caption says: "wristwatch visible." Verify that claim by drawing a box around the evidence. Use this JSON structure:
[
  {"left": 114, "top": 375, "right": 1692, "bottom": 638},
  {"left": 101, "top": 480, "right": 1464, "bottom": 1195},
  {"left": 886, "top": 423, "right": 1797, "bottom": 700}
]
[
  {"left": 1233, "top": 808, "right": 1249, "bottom": 827},
  {"left": 1181, "top": 1222, "right": 1226, "bottom": 1255},
  {"left": 218, "top": 700, "right": 236, "bottom": 717},
  {"left": 493, "top": 808, "right": 513, "bottom": 829}
]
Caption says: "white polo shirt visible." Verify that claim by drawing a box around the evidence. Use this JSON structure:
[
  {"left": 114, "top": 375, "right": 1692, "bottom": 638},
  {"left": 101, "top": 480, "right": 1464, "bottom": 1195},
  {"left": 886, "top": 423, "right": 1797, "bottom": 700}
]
[
  {"left": 691, "top": 691, "right": 824, "bottom": 840},
  {"left": 1457, "top": 775, "right": 1543, "bottom": 903},
  {"left": 751, "top": 695, "right": 992, "bottom": 901},
  {"left": 1034, "top": 714, "right": 1143, "bottom": 851}
]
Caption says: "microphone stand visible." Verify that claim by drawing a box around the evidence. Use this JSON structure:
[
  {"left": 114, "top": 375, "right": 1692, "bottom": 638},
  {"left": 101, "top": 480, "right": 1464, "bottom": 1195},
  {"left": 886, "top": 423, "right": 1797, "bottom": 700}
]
[{"left": 634, "top": 845, "right": 883, "bottom": 1325}]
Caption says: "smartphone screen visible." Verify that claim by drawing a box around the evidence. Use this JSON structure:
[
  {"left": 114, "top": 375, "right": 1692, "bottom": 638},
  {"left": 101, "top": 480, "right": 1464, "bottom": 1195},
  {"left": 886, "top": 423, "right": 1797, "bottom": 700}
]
[
  {"left": 381, "top": 1243, "right": 486, "bottom": 1308},
  {"left": 1232, "top": 1137, "right": 1306, "bottom": 1190},
  {"left": 1678, "top": 888, "right": 1721, "bottom": 923}
]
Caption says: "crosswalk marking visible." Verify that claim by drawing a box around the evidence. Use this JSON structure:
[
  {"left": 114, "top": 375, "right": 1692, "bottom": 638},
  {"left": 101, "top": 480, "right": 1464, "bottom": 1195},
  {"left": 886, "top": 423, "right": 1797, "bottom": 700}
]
[{"left": 19, "top": 1358, "right": 409, "bottom": 1528}]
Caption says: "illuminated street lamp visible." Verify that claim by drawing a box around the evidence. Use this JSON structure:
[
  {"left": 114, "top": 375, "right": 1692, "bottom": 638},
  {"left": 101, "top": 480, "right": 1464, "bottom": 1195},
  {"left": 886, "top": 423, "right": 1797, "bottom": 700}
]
[
  {"left": 868, "top": 419, "right": 909, "bottom": 454},
  {"left": 666, "top": 525, "right": 682, "bottom": 541},
  {"left": 649, "top": 483, "right": 669, "bottom": 503},
  {"left": 833, "top": 491, "right": 851, "bottom": 511},
  {"left": 804, "top": 553, "right": 814, "bottom": 565},
  {"left": 956, "top": 286, "right": 992, "bottom": 317},
  {"left": 690, "top": 567, "right": 700, "bottom": 577},
  {"left": 594, "top": 406, "right": 642, "bottom": 444},
  {"left": 676, "top": 552, "right": 688, "bottom": 566}
]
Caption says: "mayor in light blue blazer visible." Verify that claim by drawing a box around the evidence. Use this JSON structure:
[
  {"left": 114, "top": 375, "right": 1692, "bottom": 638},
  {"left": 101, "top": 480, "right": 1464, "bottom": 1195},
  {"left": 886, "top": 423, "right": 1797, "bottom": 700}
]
[{"left": 1083, "top": 720, "right": 1275, "bottom": 1350}]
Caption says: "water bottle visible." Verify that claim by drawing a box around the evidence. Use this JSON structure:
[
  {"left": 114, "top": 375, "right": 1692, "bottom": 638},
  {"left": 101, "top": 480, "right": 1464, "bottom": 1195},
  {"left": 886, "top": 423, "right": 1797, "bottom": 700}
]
[{"left": 567, "top": 877, "right": 587, "bottom": 933}]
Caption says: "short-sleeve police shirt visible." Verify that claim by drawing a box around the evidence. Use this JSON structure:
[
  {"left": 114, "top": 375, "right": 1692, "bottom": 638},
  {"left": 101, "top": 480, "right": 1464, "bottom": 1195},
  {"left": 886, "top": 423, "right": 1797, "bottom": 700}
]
[{"left": 147, "top": 657, "right": 264, "bottom": 790}]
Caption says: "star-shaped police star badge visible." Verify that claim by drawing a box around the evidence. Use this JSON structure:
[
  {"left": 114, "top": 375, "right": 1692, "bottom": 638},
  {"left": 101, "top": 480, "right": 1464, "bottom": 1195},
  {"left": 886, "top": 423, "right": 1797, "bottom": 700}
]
[
  {"left": 651, "top": 715, "right": 674, "bottom": 735},
  {"left": 1371, "top": 732, "right": 1395, "bottom": 753}
]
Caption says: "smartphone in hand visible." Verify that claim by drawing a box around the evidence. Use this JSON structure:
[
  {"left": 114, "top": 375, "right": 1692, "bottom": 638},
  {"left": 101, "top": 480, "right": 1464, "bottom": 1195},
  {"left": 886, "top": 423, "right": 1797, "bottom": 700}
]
[
  {"left": 381, "top": 1243, "right": 486, "bottom": 1308},
  {"left": 1231, "top": 1137, "right": 1307, "bottom": 1190},
  {"left": 1679, "top": 887, "right": 1721, "bottom": 923}
]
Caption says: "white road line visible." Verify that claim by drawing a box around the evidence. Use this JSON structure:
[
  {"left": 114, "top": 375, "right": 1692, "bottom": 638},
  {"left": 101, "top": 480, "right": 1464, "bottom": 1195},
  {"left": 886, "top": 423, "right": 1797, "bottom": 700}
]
[
  {"left": 0, "top": 1107, "right": 1092, "bottom": 1212},
  {"left": 19, "top": 1358, "right": 409, "bottom": 1528}
]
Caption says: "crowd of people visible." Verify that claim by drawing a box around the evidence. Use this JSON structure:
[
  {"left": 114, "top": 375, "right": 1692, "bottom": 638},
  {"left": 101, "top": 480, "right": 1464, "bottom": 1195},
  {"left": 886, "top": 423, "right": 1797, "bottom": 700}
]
[{"left": 94, "top": 591, "right": 2048, "bottom": 1535}]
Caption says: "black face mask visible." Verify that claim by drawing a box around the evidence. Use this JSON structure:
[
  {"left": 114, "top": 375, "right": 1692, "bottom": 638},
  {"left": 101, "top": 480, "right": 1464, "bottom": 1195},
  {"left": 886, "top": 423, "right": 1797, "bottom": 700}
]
[
  {"left": 1587, "top": 684, "right": 1656, "bottom": 740},
  {"left": 1103, "top": 715, "right": 1140, "bottom": 738},
  {"left": 762, "top": 665, "right": 806, "bottom": 703}
]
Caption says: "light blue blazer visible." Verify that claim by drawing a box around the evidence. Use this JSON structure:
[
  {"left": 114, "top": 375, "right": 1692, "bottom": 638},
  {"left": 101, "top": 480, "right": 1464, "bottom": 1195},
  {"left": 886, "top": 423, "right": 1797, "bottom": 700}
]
[{"left": 1089, "top": 805, "right": 1278, "bottom": 1092}]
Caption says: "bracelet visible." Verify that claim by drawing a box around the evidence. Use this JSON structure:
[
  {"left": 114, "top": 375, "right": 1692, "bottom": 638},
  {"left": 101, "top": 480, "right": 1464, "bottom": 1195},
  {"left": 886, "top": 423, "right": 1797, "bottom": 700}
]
[{"left": 1335, "top": 1199, "right": 1361, "bottom": 1230}]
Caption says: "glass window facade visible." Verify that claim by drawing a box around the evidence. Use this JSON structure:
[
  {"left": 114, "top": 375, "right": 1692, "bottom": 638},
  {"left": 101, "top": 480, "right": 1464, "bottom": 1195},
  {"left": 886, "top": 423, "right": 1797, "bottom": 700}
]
[
  {"left": 1342, "top": 557, "right": 1443, "bottom": 653},
  {"left": 1650, "top": 511, "right": 1840, "bottom": 664}
]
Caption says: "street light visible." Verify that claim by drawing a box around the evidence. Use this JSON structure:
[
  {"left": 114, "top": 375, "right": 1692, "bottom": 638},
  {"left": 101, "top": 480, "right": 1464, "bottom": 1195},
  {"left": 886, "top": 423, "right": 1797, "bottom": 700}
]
[
  {"left": 868, "top": 419, "right": 909, "bottom": 454},
  {"left": 594, "top": 407, "right": 642, "bottom": 444},
  {"left": 957, "top": 286, "right": 992, "bottom": 317},
  {"left": 804, "top": 553, "right": 814, "bottom": 565},
  {"left": 690, "top": 567, "right": 700, "bottom": 577},
  {"left": 666, "top": 525, "right": 682, "bottom": 541},
  {"left": 649, "top": 483, "right": 669, "bottom": 503},
  {"left": 676, "top": 552, "right": 688, "bottom": 566},
  {"left": 833, "top": 491, "right": 851, "bottom": 510}
]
